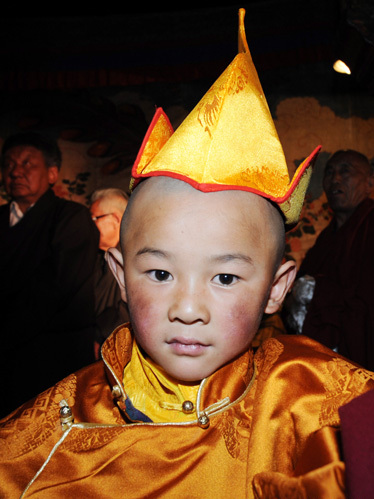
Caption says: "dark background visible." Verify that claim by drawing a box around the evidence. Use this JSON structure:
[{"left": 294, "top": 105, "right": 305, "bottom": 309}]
[
  {"left": 0, "top": 1, "right": 373, "bottom": 262},
  {"left": 1, "top": 0, "right": 373, "bottom": 169}
]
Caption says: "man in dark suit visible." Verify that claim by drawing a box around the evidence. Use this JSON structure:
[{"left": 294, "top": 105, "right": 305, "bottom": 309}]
[{"left": 0, "top": 132, "right": 99, "bottom": 417}]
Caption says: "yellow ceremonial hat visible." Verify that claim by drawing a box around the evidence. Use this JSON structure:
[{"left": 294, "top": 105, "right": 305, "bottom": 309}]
[{"left": 131, "top": 8, "right": 321, "bottom": 226}]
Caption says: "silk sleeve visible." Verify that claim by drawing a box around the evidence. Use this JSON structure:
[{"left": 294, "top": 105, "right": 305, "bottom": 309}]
[{"left": 252, "top": 426, "right": 345, "bottom": 498}]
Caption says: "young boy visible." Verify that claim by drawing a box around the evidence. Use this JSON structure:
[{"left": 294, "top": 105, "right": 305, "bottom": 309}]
[{"left": 1, "top": 9, "right": 373, "bottom": 498}]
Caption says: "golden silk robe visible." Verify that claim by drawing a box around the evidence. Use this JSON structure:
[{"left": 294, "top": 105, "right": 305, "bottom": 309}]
[{"left": 1, "top": 325, "right": 373, "bottom": 498}]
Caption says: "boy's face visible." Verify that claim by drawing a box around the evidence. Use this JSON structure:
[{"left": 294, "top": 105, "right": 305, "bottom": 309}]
[{"left": 110, "top": 178, "right": 295, "bottom": 383}]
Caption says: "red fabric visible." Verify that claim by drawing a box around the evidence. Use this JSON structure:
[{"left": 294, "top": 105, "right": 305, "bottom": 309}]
[
  {"left": 299, "top": 198, "right": 374, "bottom": 370},
  {"left": 339, "top": 389, "right": 374, "bottom": 499}
]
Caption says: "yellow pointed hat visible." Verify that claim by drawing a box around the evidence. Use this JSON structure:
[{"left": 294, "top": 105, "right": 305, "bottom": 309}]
[{"left": 131, "top": 8, "right": 321, "bottom": 226}]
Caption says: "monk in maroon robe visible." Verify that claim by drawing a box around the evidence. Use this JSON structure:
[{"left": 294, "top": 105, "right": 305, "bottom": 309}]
[{"left": 295, "top": 150, "right": 374, "bottom": 370}]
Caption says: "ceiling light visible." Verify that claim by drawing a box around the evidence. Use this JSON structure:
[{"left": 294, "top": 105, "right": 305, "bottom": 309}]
[{"left": 333, "top": 60, "right": 351, "bottom": 75}]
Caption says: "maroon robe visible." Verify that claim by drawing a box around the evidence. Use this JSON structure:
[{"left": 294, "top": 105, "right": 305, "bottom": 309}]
[
  {"left": 299, "top": 198, "right": 374, "bottom": 370},
  {"left": 339, "top": 389, "right": 374, "bottom": 499}
]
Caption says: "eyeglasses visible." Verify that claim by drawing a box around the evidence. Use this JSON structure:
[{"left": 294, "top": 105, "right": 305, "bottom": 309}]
[{"left": 91, "top": 213, "right": 114, "bottom": 222}]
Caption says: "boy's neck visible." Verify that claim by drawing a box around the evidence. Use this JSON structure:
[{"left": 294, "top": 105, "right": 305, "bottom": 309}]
[{"left": 122, "top": 339, "right": 200, "bottom": 423}]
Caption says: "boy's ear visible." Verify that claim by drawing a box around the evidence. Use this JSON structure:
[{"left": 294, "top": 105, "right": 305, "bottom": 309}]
[
  {"left": 106, "top": 247, "right": 127, "bottom": 303},
  {"left": 264, "top": 259, "right": 297, "bottom": 314}
]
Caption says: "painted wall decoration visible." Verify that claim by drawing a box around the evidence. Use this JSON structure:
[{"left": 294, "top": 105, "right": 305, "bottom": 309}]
[{"left": 274, "top": 96, "right": 374, "bottom": 267}]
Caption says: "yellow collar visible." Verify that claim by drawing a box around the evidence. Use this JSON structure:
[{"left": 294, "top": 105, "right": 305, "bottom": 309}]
[{"left": 123, "top": 340, "right": 199, "bottom": 423}]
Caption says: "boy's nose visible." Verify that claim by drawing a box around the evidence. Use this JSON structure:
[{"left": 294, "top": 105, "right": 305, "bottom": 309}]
[{"left": 168, "top": 283, "right": 210, "bottom": 325}]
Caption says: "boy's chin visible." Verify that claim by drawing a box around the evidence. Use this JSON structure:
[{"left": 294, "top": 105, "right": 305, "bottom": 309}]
[
  {"left": 164, "top": 364, "right": 218, "bottom": 384},
  {"left": 172, "top": 373, "right": 206, "bottom": 385}
]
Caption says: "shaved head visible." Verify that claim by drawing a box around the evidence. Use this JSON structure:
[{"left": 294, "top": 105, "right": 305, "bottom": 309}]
[
  {"left": 121, "top": 176, "right": 285, "bottom": 274},
  {"left": 323, "top": 149, "right": 374, "bottom": 229}
]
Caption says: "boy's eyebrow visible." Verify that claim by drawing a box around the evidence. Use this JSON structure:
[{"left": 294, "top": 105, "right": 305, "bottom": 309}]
[
  {"left": 135, "top": 248, "right": 253, "bottom": 264},
  {"left": 136, "top": 247, "right": 170, "bottom": 259},
  {"left": 210, "top": 253, "right": 254, "bottom": 265}
]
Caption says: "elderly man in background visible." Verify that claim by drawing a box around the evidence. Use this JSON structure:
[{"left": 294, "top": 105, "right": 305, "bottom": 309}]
[
  {"left": 0, "top": 132, "right": 99, "bottom": 417},
  {"left": 90, "top": 188, "right": 130, "bottom": 354},
  {"left": 286, "top": 149, "right": 374, "bottom": 370}
]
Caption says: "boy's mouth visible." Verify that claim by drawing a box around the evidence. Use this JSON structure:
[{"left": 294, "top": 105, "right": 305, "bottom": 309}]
[{"left": 167, "top": 337, "right": 209, "bottom": 355}]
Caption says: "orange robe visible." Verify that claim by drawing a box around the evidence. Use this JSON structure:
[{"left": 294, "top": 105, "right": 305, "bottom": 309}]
[{"left": 0, "top": 325, "right": 373, "bottom": 498}]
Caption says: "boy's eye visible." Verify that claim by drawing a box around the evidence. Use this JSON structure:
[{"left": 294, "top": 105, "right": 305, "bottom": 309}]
[
  {"left": 213, "top": 274, "right": 238, "bottom": 286},
  {"left": 148, "top": 270, "right": 172, "bottom": 282}
]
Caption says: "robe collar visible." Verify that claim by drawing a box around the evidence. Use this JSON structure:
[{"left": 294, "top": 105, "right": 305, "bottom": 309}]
[{"left": 101, "top": 324, "right": 255, "bottom": 425}]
